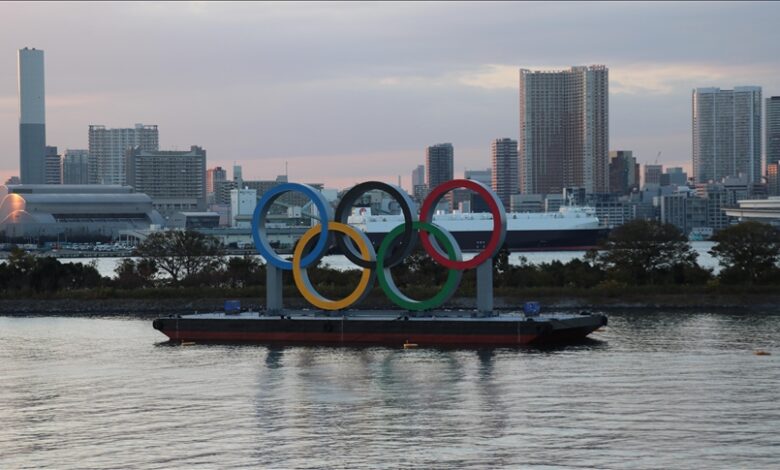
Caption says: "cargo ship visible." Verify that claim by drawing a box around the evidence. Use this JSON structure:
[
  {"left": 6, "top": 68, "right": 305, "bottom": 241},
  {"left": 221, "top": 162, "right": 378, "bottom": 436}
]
[
  {"left": 349, "top": 206, "right": 609, "bottom": 252},
  {"left": 152, "top": 309, "right": 607, "bottom": 347}
]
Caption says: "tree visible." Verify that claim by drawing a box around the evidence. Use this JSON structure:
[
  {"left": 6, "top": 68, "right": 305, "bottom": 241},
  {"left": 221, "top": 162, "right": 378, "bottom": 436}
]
[
  {"left": 710, "top": 221, "right": 780, "bottom": 284},
  {"left": 135, "top": 230, "right": 224, "bottom": 285},
  {"left": 594, "top": 219, "right": 708, "bottom": 285},
  {"left": 114, "top": 258, "right": 158, "bottom": 289}
]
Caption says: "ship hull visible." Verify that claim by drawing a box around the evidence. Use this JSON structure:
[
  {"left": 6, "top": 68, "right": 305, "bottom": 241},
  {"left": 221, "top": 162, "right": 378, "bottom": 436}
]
[
  {"left": 365, "top": 228, "right": 610, "bottom": 252},
  {"left": 152, "top": 312, "right": 607, "bottom": 347}
]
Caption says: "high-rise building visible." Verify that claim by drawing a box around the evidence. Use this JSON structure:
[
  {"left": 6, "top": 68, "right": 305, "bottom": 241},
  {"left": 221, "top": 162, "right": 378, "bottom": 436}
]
[
  {"left": 491, "top": 138, "right": 519, "bottom": 208},
  {"left": 767, "top": 96, "right": 780, "bottom": 166},
  {"left": 425, "top": 143, "right": 454, "bottom": 210},
  {"left": 206, "top": 166, "right": 227, "bottom": 194},
  {"left": 18, "top": 47, "right": 46, "bottom": 184},
  {"left": 62, "top": 149, "right": 90, "bottom": 184},
  {"left": 125, "top": 145, "right": 207, "bottom": 217},
  {"left": 412, "top": 165, "right": 425, "bottom": 187},
  {"left": 692, "top": 86, "right": 762, "bottom": 184},
  {"left": 519, "top": 65, "right": 609, "bottom": 194},
  {"left": 44, "top": 146, "right": 61, "bottom": 184},
  {"left": 233, "top": 164, "right": 243, "bottom": 187},
  {"left": 426, "top": 143, "right": 454, "bottom": 189},
  {"left": 89, "top": 123, "right": 159, "bottom": 185},
  {"left": 608, "top": 150, "right": 639, "bottom": 195},
  {"left": 644, "top": 164, "right": 663, "bottom": 187}
]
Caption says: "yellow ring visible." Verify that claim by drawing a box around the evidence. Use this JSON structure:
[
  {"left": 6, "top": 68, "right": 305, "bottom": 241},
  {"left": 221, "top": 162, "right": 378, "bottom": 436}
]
[{"left": 292, "top": 222, "right": 375, "bottom": 310}]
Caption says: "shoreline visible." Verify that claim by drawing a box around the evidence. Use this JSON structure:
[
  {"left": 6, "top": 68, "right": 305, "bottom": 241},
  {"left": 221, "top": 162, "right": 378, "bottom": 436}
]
[{"left": 1, "top": 295, "right": 778, "bottom": 316}]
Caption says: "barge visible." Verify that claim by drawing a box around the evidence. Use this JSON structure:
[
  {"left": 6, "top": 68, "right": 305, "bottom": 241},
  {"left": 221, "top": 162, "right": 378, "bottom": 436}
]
[{"left": 152, "top": 310, "right": 607, "bottom": 347}]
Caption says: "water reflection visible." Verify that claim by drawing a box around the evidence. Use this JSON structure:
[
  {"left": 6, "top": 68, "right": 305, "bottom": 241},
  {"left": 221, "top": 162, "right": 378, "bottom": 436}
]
[{"left": 0, "top": 312, "right": 778, "bottom": 468}]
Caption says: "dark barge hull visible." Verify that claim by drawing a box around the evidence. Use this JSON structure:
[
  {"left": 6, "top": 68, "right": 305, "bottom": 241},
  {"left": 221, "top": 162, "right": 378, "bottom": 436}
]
[
  {"left": 365, "top": 228, "right": 610, "bottom": 252},
  {"left": 152, "top": 312, "right": 607, "bottom": 347}
]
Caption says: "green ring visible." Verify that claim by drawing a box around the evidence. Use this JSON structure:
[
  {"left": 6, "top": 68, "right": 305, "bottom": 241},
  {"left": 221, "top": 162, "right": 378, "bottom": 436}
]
[{"left": 377, "top": 221, "right": 462, "bottom": 311}]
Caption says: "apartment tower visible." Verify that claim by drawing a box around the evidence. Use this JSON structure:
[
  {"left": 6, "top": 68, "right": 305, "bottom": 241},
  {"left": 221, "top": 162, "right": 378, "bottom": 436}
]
[
  {"left": 519, "top": 65, "right": 609, "bottom": 194},
  {"left": 692, "top": 87, "right": 762, "bottom": 184},
  {"left": 491, "top": 138, "right": 519, "bottom": 208},
  {"left": 88, "top": 123, "right": 159, "bottom": 184}
]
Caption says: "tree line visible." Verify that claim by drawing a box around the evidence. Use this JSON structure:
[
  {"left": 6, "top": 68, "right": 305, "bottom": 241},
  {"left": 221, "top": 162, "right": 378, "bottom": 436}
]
[{"left": 1, "top": 220, "right": 780, "bottom": 296}]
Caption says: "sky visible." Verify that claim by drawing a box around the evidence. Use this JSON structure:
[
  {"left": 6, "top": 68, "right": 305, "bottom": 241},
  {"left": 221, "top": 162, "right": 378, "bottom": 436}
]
[{"left": 1, "top": 1, "right": 779, "bottom": 191}]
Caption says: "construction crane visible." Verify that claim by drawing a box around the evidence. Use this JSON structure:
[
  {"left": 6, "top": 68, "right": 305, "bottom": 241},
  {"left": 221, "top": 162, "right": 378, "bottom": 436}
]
[{"left": 655, "top": 151, "right": 662, "bottom": 164}]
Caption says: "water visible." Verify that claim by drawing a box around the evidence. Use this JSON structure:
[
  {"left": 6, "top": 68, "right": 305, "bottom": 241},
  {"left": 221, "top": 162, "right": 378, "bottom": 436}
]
[
  {"left": 1, "top": 311, "right": 778, "bottom": 469},
  {"left": 52, "top": 242, "right": 721, "bottom": 277}
]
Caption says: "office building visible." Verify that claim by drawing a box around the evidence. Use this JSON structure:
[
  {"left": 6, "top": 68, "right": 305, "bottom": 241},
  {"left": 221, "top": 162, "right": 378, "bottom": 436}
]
[
  {"left": 692, "top": 86, "right": 762, "bottom": 184},
  {"left": 18, "top": 47, "right": 46, "bottom": 184},
  {"left": 767, "top": 96, "right": 780, "bottom": 166},
  {"left": 664, "top": 167, "right": 688, "bottom": 187},
  {"left": 491, "top": 138, "right": 519, "bottom": 208},
  {"left": 231, "top": 188, "right": 257, "bottom": 228},
  {"left": 44, "top": 146, "right": 61, "bottom": 184},
  {"left": 608, "top": 150, "right": 639, "bottom": 195},
  {"left": 125, "top": 145, "right": 207, "bottom": 217},
  {"left": 62, "top": 149, "right": 90, "bottom": 184},
  {"left": 519, "top": 65, "right": 609, "bottom": 194},
  {"left": 644, "top": 164, "right": 663, "bottom": 187},
  {"left": 89, "top": 123, "right": 159, "bottom": 185}
]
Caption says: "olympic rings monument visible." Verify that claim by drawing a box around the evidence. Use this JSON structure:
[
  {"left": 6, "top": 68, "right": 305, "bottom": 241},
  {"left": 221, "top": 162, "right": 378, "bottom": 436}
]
[{"left": 153, "top": 179, "right": 607, "bottom": 346}]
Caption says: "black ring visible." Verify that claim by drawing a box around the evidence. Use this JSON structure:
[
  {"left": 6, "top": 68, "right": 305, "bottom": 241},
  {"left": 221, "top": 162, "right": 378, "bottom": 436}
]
[{"left": 334, "top": 181, "right": 417, "bottom": 269}]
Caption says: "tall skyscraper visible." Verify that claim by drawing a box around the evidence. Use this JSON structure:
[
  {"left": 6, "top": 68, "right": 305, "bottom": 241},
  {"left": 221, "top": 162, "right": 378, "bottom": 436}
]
[
  {"left": 426, "top": 143, "right": 454, "bottom": 190},
  {"left": 608, "top": 150, "right": 639, "bottom": 195},
  {"left": 692, "top": 86, "right": 762, "bottom": 184},
  {"left": 767, "top": 96, "right": 780, "bottom": 166},
  {"left": 88, "top": 123, "right": 159, "bottom": 185},
  {"left": 125, "top": 145, "right": 207, "bottom": 216},
  {"left": 44, "top": 146, "right": 61, "bottom": 184},
  {"left": 491, "top": 138, "right": 519, "bottom": 208},
  {"left": 62, "top": 149, "right": 90, "bottom": 184},
  {"left": 18, "top": 47, "right": 46, "bottom": 184},
  {"left": 519, "top": 65, "right": 609, "bottom": 194}
]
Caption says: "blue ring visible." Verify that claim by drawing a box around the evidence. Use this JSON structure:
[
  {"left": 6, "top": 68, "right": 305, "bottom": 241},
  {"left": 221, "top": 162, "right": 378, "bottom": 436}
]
[{"left": 251, "top": 183, "right": 332, "bottom": 270}]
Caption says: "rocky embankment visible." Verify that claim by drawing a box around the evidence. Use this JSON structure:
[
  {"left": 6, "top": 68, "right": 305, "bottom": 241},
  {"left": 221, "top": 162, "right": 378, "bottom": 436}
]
[{"left": 2, "top": 293, "right": 780, "bottom": 316}]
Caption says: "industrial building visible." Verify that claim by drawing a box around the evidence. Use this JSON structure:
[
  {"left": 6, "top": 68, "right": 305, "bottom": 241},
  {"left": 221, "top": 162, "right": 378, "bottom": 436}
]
[{"left": 0, "top": 184, "right": 164, "bottom": 240}]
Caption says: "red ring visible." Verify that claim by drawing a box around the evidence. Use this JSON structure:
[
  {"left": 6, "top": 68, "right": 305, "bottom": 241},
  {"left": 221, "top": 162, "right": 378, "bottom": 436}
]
[{"left": 419, "top": 179, "right": 506, "bottom": 270}]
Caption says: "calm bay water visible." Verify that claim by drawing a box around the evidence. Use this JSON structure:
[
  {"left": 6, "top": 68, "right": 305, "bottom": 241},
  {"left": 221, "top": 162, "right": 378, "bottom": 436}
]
[
  {"left": 1, "top": 311, "right": 778, "bottom": 469},
  {"left": 57, "top": 241, "right": 721, "bottom": 278}
]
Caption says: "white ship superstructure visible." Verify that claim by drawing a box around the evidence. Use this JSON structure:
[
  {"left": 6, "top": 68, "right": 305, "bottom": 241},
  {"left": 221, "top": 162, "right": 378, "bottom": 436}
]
[
  {"left": 349, "top": 206, "right": 607, "bottom": 251},
  {"left": 349, "top": 206, "right": 601, "bottom": 233}
]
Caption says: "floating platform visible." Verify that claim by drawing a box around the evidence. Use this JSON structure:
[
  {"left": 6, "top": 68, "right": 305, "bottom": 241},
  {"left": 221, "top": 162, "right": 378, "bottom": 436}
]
[{"left": 152, "top": 310, "right": 607, "bottom": 347}]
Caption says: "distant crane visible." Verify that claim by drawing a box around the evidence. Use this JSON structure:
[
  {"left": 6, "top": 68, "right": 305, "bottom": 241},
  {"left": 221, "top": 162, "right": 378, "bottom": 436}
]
[{"left": 655, "top": 151, "right": 662, "bottom": 165}]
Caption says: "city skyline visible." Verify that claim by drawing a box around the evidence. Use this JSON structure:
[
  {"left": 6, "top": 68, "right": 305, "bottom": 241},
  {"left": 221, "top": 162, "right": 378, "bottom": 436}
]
[{"left": 2, "top": 2, "right": 780, "bottom": 189}]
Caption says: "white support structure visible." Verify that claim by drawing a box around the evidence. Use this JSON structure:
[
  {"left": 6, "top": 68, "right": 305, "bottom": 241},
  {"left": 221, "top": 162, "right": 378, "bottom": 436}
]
[
  {"left": 476, "top": 260, "right": 493, "bottom": 316},
  {"left": 266, "top": 265, "right": 284, "bottom": 312}
]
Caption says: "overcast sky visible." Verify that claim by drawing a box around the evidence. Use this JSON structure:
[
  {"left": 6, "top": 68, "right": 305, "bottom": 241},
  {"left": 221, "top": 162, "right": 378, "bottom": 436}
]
[{"left": 1, "top": 1, "right": 779, "bottom": 190}]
